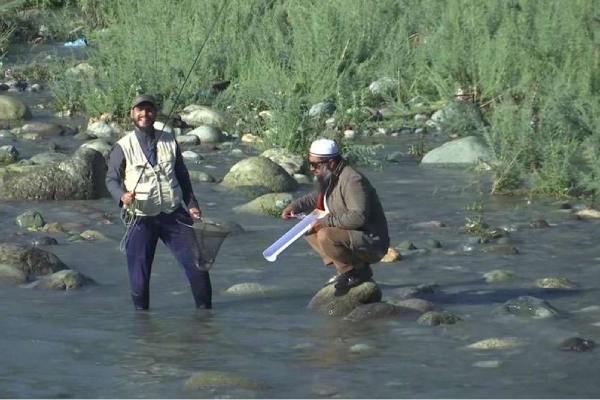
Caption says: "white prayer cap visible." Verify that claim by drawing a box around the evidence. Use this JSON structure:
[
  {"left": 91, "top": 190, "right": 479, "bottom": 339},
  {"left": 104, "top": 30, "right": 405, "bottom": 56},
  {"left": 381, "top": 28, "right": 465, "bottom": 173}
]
[{"left": 309, "top": 138, "right": 339, "bottom": 158}]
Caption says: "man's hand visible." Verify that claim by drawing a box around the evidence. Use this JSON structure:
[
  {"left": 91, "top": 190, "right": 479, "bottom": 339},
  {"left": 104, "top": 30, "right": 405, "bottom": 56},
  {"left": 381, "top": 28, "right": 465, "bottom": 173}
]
[
  {"left": 188, "top": 207, "right": 202, "bottom": 220},
  {"left": 121, "top": 191, "right": 135, "bottom": 206},
  {"left": 281, "top": 205, "right": 295, "bottom": 220}
]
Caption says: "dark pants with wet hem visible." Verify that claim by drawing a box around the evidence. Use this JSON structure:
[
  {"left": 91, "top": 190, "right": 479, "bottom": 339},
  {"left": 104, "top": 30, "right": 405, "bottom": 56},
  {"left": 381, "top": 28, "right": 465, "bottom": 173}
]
[{"left": 125, "top": 207, "right": 212, "bottom": 310}]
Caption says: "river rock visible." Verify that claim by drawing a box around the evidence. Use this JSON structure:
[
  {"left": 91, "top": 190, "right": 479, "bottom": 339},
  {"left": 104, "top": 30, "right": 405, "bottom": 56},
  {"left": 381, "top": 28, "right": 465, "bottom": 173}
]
[
  {"left": 188, "top": 125, "right": 223, "bottom": 143},
  {"left": 80, "top": 230, "right": 107, "bottom": 241},
  {"left": 180, "top": 105, "right": 228, "bottom": 128},
  {"left": 222, "top": 156, "right": 298, "bottom": 194},
  {"left": 19, "top": 122, "right": 63, "bottom": 137},
  {"left": 32, "top": 236, "right": 58, "bottom": 246},
  {"left": 388, "top": 298, "right": 435, "bottom": 313},
  {"left": 559, "top": 337, "right": 595, "bottom": 352},
  {"left": 387, "top": 283, "right": 438, "bottom": 300},
  {"left": 0, "top": 145, "right": 18, "bottom": 164},
  {"left": 428, "top": 100, "right": 485, "bottom": 134},
  {"left": 499, "top": 296, "right": 559, "bottom": 319},
  {"left": 184, "top": 371, "right": 261, "bottom": 391},
  {"left": 417, "top": 311, "right": 461, "bottom": 326},
  {"left": 344, "top": 302, "right": 417, "bottom": 322},
  {"left": 175, "top": 134, "right": 200, "bottom": 146},
  {"left": 154, "top": 121, "right": 182, "bottom": 136},
  {"left": 368, "top": 77, "right": 398, "bottom": 96},
  {"left": 233, "top": 193, "right": 293, "bottom": 216},
  {"left": 466, "top": 337, "right": 523, "bottom": 350},
  {"left": 308, "top": 281, "right": 382, "bottom": 317},
  {"left": 421, "top": 136, "right": 491, "bottom": 165},
  {"left": 260, "top": 148, "right": 305, "bottom": 176},
  {"left": 308, "top": 101, "right": 336, "bottom": 119},
  {"left": 380, "top": 247, "right": 401, "bottom": 262},
  {"left": 224, "top": 282, "right": 276, "bottom": 296},
  {"left": 16, "top": 210, "right": 45, "bottom": 230},
  {"left": 483, "top": 269, "right": 518, "bottom": 283},
  {"left": 86, "top": 121, "right": 117, "bottom": 139},
  {"left": 27, "top": 269, "right": 94, "bottom": 290},
  {"left": 188, "top": 170, "right": 215, "bottom": 183},
  {"left": 29, "top": 151, "right": 70, "bottom": 165},
  {"left": 0, "top": 147, "right": 107, "bottom": 200},
  {"left": 0, "top": 242, "right": 67, "bottom": 277},
  {"left": 574, "top": 208, "right": 600, "bottom": 219},
  {"left": 397, "top": 240, "right": 417, "bottom": 251},
  {"left": 0, "top": 95, "right": 30, "bottom": 120},
  {"left": 80, "top": 139, "right": 113, "bottom": 159},
  {"left": 0, "top": 263, "right": 28, "bottom": 284},
  {"left": 182, "top": 150, "right": 201, "bottom": 161},
  {"left": 534, "top": 277, "right": 578, "bottom": 290}
]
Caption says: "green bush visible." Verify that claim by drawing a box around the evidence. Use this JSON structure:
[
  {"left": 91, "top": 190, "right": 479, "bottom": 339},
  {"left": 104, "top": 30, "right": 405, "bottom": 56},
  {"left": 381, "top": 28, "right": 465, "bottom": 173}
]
[{"left": 43, "top": 0, "right": 600, "bottom": 196}]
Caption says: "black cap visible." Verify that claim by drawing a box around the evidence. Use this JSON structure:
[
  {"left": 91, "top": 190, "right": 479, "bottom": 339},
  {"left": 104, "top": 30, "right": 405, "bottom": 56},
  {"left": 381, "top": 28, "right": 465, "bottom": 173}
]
[{"left": 131, "top": 94, "right": 157, "bottom": 109}]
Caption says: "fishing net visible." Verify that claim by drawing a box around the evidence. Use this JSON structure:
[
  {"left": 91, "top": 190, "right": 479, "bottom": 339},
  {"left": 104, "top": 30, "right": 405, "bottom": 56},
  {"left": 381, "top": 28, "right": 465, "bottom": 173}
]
[{"left": 181, "top": 220, "right": 230, "bottom": 269}]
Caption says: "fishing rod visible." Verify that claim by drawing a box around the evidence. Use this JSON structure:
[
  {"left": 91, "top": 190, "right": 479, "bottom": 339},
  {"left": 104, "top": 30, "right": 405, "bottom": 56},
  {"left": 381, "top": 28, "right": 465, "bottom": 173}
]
[{"left": 120, "top": 0, "right": 230, "bottom": 251}]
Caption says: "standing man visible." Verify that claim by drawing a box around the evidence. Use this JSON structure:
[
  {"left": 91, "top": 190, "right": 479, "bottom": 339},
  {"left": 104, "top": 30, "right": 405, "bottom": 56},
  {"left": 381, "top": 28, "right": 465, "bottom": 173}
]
[
  {"left": 106, "top": 95, "right": 212, "bottom": 310},
  {"left": 281, "top": 138, "right": 389, "bottom": 295}
]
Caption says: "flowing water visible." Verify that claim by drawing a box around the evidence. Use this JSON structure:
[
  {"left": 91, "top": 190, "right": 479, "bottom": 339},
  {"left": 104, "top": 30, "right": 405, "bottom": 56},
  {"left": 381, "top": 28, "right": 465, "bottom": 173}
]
[{"left": 1, "top": 44, "right": 600, "bottom": 399}]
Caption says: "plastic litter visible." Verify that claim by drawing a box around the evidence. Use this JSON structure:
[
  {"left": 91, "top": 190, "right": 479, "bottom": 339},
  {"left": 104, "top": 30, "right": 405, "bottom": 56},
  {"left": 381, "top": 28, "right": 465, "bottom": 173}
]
[{"left": 64, "top": 38, "right": 87, "bottom": 47}]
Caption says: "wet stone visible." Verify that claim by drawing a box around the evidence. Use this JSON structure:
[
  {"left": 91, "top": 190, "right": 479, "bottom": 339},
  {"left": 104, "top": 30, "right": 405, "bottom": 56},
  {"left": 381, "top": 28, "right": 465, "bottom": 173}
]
[
  {"left": 27, "top": 269, "right": 94, "bottom": 290},
  {"left": 529, "top": 219, "right": 550, "bottom": 229},
  {"left": 483, "top": 269, "right": 517, "bottom": 284},
  {"left": 397, "top": 240, "right": 417, "bottom": 251},
  {"left": 425, "top": 239, "right": 442, "bottom": 248},
  {"left": 344, "top": 302, "right": 417, "bottom": 322},
  {"left": 466, "top": 337, "right": 523, "bottom": 350},
  {"left": 16, "top": 210, "right": 45, "bottom": 230},
  {"left": 387, "top": 298, "right": 435, "bottom": 313},
  {"left": 534, "top": 277, "right": 578, "bottom": 290},
  {"left": 499, "top": 296, "right": 560, "bottom": 319},
  {"left": 32, "top": 236, "right": 58, "bottom": 246},
  {"left": 417, "top": 311, "right": 461, "bottom": 326},
  {"left": 559, "top": 337, "right": 595, "bottom": 352},
  {"left": 308, "top": 281, "right": 382, "bottom": 317}
]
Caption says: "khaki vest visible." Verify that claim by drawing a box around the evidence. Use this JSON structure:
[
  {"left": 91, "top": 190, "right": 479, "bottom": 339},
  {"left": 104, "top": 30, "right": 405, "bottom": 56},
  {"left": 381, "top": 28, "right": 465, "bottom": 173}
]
[{"left": 118, "top": 130, "right": 183, "bottom": 216}]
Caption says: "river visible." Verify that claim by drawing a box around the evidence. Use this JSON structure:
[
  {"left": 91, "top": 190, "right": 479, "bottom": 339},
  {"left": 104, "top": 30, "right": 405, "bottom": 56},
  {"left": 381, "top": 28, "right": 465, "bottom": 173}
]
[{"left": 1, "top": 43, "right": 599, "bottom": 399}]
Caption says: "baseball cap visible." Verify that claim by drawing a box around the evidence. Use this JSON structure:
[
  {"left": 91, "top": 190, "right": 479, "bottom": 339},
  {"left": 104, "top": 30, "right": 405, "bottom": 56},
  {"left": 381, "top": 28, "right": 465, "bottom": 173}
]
[{"left": 131, "top": 94, "right": 157, "bottom": 109}]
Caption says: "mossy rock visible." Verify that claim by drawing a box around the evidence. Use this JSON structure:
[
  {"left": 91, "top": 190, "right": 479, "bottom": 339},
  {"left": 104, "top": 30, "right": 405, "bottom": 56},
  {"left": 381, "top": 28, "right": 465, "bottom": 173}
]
[
  {"left": 0, "top": 95, "right": 31, "bottom": 120},
  {"left": 308, "top": 281, "right": 382, "bottom": 317},
  {"left": 0, "top": 242, "right": 67, "bottom": 277},
  {"left": 222, "top": 156, "right": 298, "bottom": 193},
  {"left": 184, "top": 371, "right": 261, "bottom": 391},
  {"left": 233, "top": 192, "right": 292, "bottom": 216}
]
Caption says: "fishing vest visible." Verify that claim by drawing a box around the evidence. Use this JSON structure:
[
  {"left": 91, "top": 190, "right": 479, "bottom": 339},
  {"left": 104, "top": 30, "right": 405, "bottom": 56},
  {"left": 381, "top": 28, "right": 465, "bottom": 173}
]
[{"left": 118, "top": 130, "right": 183, "bottom": 217}]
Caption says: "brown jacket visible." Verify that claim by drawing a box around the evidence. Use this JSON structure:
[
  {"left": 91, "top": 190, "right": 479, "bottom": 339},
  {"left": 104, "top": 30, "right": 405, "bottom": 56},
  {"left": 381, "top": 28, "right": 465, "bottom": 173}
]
[{"left": 291, "top": 161, "right": 389, "bottom": 259}]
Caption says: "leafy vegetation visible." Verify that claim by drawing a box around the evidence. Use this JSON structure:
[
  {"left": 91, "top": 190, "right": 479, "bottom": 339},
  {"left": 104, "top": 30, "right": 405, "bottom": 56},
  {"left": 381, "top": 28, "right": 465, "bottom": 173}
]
[{"left": 3, "top": 0, "right": 600, "bottom": 197}]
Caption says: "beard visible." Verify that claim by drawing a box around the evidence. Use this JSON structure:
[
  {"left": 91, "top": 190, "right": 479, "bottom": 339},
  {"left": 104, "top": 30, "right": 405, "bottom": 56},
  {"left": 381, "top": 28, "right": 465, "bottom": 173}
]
[{"left": 315, "top": 169, "right": 333, "bottom": 193}]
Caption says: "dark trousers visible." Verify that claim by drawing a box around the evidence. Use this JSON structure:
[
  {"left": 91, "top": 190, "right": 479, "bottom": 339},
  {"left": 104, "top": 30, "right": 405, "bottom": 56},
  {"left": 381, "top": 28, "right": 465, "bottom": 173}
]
[{"left": 126, "top": 207, "right": 212, "bottom": 310}]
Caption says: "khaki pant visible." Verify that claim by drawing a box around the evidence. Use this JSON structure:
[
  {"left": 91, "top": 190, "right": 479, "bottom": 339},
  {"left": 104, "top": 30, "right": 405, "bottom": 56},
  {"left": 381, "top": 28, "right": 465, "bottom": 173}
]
[{"left": 304, "top": 227, "right": 380, "bottom": 274}]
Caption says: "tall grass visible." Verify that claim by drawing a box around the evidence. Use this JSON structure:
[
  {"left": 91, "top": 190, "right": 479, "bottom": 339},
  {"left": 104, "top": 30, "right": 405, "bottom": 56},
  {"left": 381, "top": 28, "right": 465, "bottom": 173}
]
[{"left": 49, "top": 0, "right": 600, "bottom": 196}]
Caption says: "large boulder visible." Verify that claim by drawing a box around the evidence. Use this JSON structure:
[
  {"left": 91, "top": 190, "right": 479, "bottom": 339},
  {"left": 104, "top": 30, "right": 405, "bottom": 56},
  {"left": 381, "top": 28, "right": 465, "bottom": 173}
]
[
  {"left": 180, "top": 105, "right": 228, "bottom": 129},
  {"left": 222, "top": 156, "right": 298, "bottom": 194},
  {"left": 421, "top": 136, "right": 491, "bottom": 165},
  {"left": 0, "top": 147, "right": 108, "bottom": 200},
  {"left": 308, "top": 281, "right": 382, "bottom": 317},
  {"left": 188, "top": 125, "right": 223, "bottom": 143},
  {"left": 0, "top": 242, "right": 67, "bottom": 277},
  {"left": 0, "top": 95, "right": 30, "bottom": 120}
]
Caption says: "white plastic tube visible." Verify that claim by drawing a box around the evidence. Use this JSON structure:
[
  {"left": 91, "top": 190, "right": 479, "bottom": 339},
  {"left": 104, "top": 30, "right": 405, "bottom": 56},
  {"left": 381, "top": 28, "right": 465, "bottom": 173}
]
[{"left": 263, "top": 209, "right": 327, "bottom": 262}]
